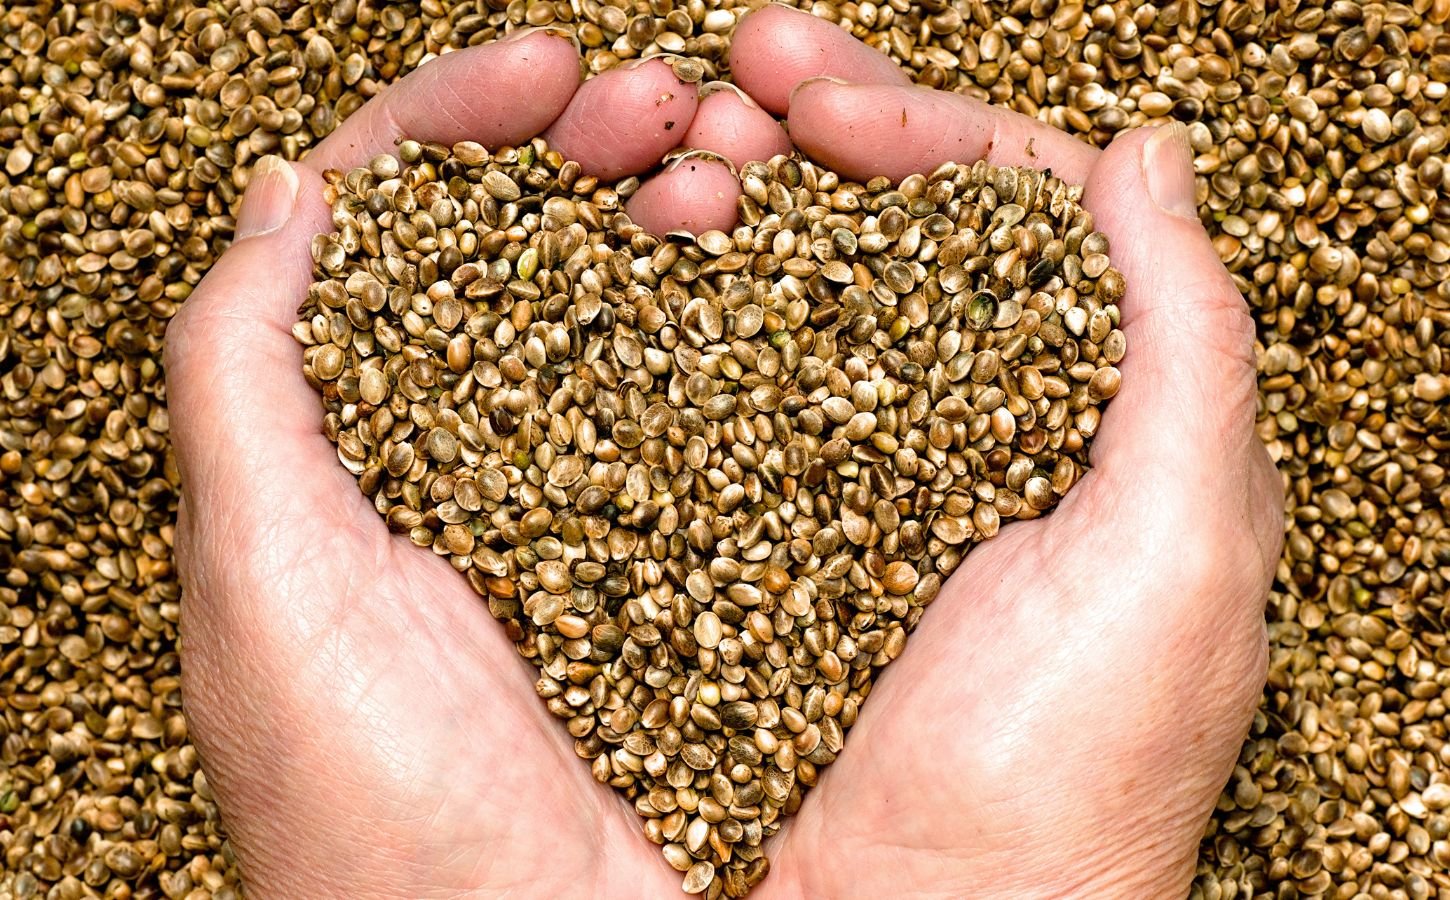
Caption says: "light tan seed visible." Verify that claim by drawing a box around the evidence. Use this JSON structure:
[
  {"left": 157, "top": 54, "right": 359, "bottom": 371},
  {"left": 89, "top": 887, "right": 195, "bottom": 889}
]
[{"left": 682, "top": 861, "right": 715, "bottom": 894}]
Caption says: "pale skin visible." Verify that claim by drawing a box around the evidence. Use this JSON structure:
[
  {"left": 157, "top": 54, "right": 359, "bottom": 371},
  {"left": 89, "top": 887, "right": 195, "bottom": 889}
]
[{"left": 166, "top": 8, "right": 1283, "bottom": 899}]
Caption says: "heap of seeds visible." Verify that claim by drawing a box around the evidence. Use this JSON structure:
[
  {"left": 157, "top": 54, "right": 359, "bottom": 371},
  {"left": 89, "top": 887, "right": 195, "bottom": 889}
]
[{"left": 295, "top": 138, "right": 1125, "bottom": 896}]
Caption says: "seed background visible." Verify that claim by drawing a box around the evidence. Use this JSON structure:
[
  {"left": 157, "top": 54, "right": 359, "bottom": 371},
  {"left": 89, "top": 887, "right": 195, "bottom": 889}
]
[{"left": 0, "top": 1, "right": 1446, "bottom": 898}]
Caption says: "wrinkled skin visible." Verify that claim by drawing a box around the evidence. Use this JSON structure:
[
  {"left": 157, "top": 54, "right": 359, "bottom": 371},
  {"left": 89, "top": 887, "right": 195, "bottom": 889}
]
[{"left": 166, "top": 9, "right": 1282, "bottom": 898}]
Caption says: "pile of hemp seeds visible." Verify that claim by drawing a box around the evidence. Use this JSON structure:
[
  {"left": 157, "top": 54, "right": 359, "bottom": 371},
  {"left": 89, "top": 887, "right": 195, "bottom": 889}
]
[
  {"left": 298, "top": 140, "right": 1126, "bottom": 895},
  {"left": 1, "top": 1, "right": 1447, "bottom": 898}
]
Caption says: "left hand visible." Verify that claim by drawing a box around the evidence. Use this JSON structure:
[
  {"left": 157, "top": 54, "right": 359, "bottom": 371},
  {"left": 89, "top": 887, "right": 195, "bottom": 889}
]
[{"left": 165, "top": 15, "right": 906, "bottom": 897}]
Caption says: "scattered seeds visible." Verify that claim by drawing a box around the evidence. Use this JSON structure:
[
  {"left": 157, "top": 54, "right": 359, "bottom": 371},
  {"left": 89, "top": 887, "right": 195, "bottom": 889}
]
[{"left": 3, "top": 1, "right": 1447, "bottom": 897}]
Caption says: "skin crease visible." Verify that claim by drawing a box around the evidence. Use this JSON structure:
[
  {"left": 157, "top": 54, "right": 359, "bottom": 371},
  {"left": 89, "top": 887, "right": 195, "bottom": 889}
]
[{"left": 167, "top": 8, "right": 1282, "bottom": 899}]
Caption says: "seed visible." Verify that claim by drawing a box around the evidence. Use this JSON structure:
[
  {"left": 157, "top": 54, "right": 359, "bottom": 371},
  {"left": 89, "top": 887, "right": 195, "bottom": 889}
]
[
  {"left": 1087, "top": 367, "right": 1122, "bottom": 401},
  {"left": 359, "top": 367, "right": 389, "bottom": 405},
  {"left": 5, "top": 145, "right": 32, "bottom": 176},
  {"left": 482, "top": 170, "right": 522, "bottom": 201},
  {"left": 312, "top": 344, "right": 345, "bottom": 380},
  {"left": 682, "top": 861, "right": 715, "bottom": 894},
  {"left": 672, "top": 57, "right": 706, "bottom": 83},
  {"left": 882, "top": 562, "right": 919, "bottom": 595},
  {"left": 694, "top": 611, "right": 723, "bottom": 649},
  {"left": 698, "top": 230, "right": 733, "bottom": 255},
  {"left": 426, "top": 428, "right": 459, "bottom": 464},
  {"left": 537, "top": 560, "right": 571, "bottom": 593},
  {"left": 881, "top": 261, "right": 914, "bottom": 293},
  {"left": 682, "top": 743, "right": 718, "bottom": 770},
  {"left": 720, "top": 701, "right": 759, "bottom": 729},
  {"left": 966, "top": 291, "right": 997, "bottom": 331}
]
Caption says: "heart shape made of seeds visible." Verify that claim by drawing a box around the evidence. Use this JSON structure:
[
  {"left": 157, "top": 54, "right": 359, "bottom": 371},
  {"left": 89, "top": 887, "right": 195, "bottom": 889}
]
[{"left": 296, "top": 139, "right": 1126, "bottom": 898}]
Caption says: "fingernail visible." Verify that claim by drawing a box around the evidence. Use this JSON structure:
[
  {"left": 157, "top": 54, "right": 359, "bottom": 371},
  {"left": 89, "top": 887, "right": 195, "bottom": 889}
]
[
  {"left": 700, "top": 81, "right": 762, "bottom": 110},
  {"left": 620, "top": 53, "right": 682, "bottom": 71},
  {"left": 789, "top": 75, "right": 851, "bottom": 105},
  {"left": 235, "top": 155, "right": 298, "bottom": 240},
  {"left": 1143, "top": 123, "right": 1198, "bottom": 220},
  {"left": 500, "top": 24, "right": 581, "bottom": 53},
  {"left": 663, "top": 148, "right": 737, "bottom": 177}
]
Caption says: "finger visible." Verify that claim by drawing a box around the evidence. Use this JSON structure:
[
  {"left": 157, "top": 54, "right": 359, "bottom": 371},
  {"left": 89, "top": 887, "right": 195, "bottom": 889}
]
[
  {"left": 165, "top": 159, "right": 368, "bottom": 533},
  {"left": 625, "top": 84, "right": 783, "bottom": 235},
  {"left": 543, "top": 58, "right": 700, "bottom": 180},
  {"left": 680, "top": 83, "right": 791, "bottom": 169},
  {"left": 626, "top": 153, "right": 740, "bottom": 235},
  {"left": 788, "top": 79, "right": 1100, "bottom": 185},
  {"left": 1079, "top": 126, "right": 1264, "bottom": 495},
  {"left": 304, "top": 28, "right": 582, "bottom": 173},
  {"left": 730, "top": 5, "right": 910, "bottom": 115}
]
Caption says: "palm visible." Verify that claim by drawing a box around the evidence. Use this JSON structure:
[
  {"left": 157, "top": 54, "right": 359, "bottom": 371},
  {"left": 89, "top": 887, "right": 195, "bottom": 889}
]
[
  {"left": 351, "top": 514, "right": 691, "bottom": 896},
  {"left": 763, "top": 315, "right": 1278, "bottom": 895},
  {"left": 177, "top": 409, "right": 679, "bottom": 893},
  {"left": 763, "top": 491, "right": 1254, "bottom": 896}
]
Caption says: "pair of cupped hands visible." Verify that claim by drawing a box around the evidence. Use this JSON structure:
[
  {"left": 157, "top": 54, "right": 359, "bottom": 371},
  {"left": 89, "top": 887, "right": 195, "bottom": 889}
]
[{"left": 165, "top": 7, "right": 1282, "bottom": 898}]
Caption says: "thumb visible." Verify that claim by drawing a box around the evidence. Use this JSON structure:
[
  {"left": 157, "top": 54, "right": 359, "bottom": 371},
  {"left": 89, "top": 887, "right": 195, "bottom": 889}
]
[
  {"left": 233, "top": 154, "right": 309, "bottom": 241},
  {"left": 165, "top": 157, "right": 367, "bottom": 542},
  {"left": 1081, "top": 125, "right": 1261, "bottom": 481}
]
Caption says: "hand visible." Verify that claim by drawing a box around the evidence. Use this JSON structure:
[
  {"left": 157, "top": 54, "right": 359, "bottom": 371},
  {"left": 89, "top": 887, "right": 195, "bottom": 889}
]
[
  {"left": 166, "top": 8, "right": 1280, "bottom": 899},
  {"left": 163, "top": 24, "right": 773, "bottom": 898},
  {"left": 166, "top": 14, "right": 897, "bottom": 895},
  {"left": 730, "top": 18, "right": 1283, "bottom": 900}
]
